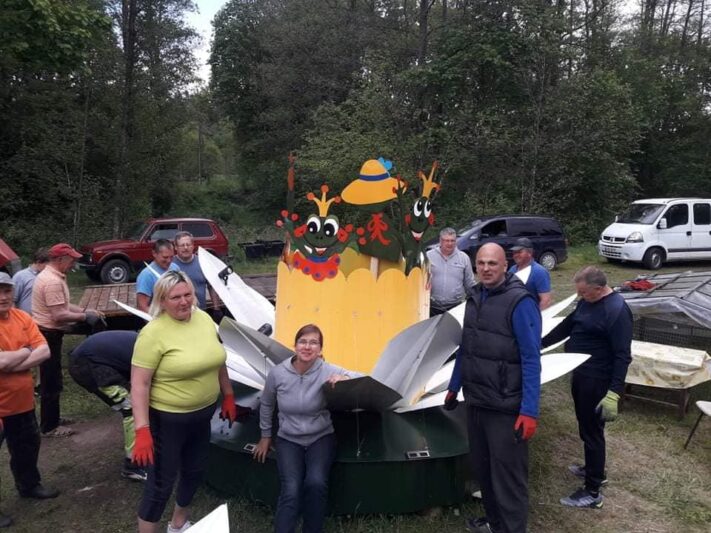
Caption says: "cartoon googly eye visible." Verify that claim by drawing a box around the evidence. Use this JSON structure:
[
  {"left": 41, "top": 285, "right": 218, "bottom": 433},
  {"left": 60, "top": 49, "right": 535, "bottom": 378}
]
[
  {"left": 306, "top": 215, "right": 321, "bottom": 234},
  {"left": 423, "top": 199, "right": 432, "bottom": 218},
  {"left": 323, "top": 216, "right": 339, "bottom": 238},
  {"left": 413, "top": 198, "right": 426, "bottom": 217}
]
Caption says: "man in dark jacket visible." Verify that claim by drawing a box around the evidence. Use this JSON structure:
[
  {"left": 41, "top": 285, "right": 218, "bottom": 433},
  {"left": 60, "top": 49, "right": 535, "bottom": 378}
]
[
  {"left": 455, "top": 243, "right": 542, "bottom": 533},
  {"left": 542, "top": 266, "right": 632, "bottom": 509},
  {"left": 68, "top": 330, "right": 146, "bottom": 481}
]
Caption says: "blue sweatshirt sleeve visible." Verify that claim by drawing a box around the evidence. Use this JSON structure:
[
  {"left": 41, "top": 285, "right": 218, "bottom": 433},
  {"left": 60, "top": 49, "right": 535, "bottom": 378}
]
[
  {"left": 605, "top": 298, "right": 633, "bottom": 394},
  {"left": 541, "top": 303, "right": 577, "bottom": 348},
  {"left": 512, "top": 297, "right": 542, "bottom": 418},
  {"left": 447, "top": 352, "right": 462, "bottom": 392}
]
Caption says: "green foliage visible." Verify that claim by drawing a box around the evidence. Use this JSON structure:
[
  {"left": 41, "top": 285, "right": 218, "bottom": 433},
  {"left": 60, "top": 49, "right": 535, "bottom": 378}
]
[
  {"left": 3, "top": 0, "right": 711, "bottom": 259},
  {"left": 0, "top": 0, "right": 109, "bottom": 73}
]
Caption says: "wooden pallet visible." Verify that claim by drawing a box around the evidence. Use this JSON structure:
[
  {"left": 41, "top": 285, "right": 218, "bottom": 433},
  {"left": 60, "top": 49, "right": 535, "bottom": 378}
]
[{"left": 78, "top": 274, "right": 277, "bottom": 316}]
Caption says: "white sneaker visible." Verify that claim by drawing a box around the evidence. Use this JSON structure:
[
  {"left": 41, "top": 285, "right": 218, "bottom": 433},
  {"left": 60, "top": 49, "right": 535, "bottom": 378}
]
[{"left": 167, "top": 520, "right": 192, "bottom": 533}]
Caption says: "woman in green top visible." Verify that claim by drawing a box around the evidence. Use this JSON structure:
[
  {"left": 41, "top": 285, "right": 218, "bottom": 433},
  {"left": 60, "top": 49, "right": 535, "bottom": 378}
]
[{"left": 131, "top": 270, "right": 237, "bottom": 533}]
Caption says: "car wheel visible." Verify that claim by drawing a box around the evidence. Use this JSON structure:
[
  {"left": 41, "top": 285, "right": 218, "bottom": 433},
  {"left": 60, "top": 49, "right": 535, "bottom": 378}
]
[
  {"left": 538, "top": 251, "right": 558, "bottom": 270},
  {"left": 100, "top": 259, "right": 130, "bottom": 284},
  {"left": 642, "top": 247, "right": 664, "bottom": 270}
]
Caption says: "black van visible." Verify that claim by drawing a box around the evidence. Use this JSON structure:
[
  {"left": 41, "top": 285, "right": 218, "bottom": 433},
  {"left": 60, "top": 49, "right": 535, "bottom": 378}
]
[{"left": 455, "top": 214, "right": 568, "bottom": 270}]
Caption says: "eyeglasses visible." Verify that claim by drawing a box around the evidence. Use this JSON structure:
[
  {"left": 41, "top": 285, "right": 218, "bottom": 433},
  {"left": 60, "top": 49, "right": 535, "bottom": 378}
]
[{"left": 296, "top": 339, "right": 320, "bottom": 347}]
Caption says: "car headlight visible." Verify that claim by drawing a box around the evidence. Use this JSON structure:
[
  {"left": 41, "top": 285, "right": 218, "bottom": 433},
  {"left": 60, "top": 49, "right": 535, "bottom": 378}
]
[{"left": 626, "top": 232, "right": 644, "bottom": 243}]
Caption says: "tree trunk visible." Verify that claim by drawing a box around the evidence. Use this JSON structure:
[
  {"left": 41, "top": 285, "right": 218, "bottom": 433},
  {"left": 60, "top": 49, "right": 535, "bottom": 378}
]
[
  {"left": 417, "top": 0, "right": 433, "bottom": 65},
  {"left": 698, "top": 0, "right": 705, "bottom": 48},
  {"left": 73, "top": 87, "right": 91, "bottom": 246},
  {"left": 661, "top": 0, "right": 677, "bottom": 36},
  {"left": 680, "top": 0, "right": 695, "bottom": 50},
  {"left": 114, "top": 0, "right": 138, "bottom": 238}
]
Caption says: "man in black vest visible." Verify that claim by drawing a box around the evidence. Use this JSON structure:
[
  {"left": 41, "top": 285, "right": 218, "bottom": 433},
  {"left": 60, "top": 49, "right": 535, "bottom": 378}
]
[
  {"left": 542, "top": 266, "right": 632, "bottom": 509},
  {"left": 459, "top": 243, "right": 542, "bottom": 533}
]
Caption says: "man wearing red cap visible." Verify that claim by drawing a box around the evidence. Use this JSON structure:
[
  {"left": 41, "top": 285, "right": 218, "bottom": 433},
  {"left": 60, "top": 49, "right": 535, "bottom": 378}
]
[{"left": 32, "top": 243, "right": 104, "bottom": 437}]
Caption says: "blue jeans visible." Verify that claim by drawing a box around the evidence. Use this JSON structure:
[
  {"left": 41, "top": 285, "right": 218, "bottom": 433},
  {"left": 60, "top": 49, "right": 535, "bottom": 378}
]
[{"left": 274, "top": 433, "right": 336, "bottom": 533}]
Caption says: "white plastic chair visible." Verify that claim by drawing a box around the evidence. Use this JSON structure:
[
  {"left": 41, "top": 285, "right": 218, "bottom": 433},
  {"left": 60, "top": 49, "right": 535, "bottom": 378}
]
[{"left": 684, "top": 401, "right": 711, "bottom": 449}]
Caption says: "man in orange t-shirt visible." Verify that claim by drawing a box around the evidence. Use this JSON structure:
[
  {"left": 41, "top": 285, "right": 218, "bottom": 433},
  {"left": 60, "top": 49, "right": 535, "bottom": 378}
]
[{"left": 0, "top": 272, "right": 59, "bottom": 528}]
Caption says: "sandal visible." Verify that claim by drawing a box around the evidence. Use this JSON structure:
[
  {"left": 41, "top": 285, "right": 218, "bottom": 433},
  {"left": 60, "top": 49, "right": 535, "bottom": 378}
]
[{"left": 42, "top": 426, "right": 74, "bottom": 438}]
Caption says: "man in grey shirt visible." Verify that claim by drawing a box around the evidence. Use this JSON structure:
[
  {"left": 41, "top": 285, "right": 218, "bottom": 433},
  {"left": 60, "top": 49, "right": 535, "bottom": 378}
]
[
  {"left": 12, "top": 248, "right": 49, "bottom": 314},
  {"left": 426, "top": 227, "right": 476, "bottom": 316}
]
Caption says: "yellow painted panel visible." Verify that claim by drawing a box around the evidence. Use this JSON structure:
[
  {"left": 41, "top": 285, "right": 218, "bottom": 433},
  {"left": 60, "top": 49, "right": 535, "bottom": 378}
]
[{"left": 275, "top": 260, "right": 429, "bottom": 374}]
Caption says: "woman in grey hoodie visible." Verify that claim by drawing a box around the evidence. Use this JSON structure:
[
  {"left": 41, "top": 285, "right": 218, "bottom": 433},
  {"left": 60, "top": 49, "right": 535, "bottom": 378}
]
[{"left": 253, "top": 324, "right": 358, "bottom": 533}]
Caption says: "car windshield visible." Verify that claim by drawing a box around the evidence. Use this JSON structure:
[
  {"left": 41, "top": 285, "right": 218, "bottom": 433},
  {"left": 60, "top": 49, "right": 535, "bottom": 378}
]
[
  {"left": 617, "top": 204, "right": 665, "bottom": 224},
  {"left": 126, "top": 222, "right": 148, "bottom": 240}
]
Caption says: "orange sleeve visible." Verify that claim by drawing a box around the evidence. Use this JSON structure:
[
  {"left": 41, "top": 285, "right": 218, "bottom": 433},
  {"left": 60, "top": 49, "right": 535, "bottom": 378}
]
[{"left": 22, "top": 313, "right": 47, "bottom": 349}]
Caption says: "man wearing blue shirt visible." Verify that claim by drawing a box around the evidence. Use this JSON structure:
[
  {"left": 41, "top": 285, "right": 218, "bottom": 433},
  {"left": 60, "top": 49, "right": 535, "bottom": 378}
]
[
  {"left": 135, "top": 240, "right": 179, "bottom": 312},
  {"left": 11, "top": 248, "right": 49, "bottom": 314},
  {"left": 171, "top": 232, "right": 219, "bottom": 313},
  {"left": 542, "top": 266, "right": 632, "bottom": 509},
  {"left": 508, "top": 237, "right": 552, "bottom": 310},
  {"left": 450, "top": 243, "right": 541, "bottom": 533}
]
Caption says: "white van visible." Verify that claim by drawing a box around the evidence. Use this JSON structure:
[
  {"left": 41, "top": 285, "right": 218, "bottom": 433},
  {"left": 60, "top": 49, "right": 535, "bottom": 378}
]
[{"left": 598, "top": 198, "right": 711, "bottom": 269}]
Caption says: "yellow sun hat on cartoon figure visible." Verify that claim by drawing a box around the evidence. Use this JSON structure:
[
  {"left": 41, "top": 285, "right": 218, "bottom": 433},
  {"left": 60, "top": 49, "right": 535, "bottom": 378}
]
[{"left": 341, "top": 158, "right": 404, "bottom": 205}]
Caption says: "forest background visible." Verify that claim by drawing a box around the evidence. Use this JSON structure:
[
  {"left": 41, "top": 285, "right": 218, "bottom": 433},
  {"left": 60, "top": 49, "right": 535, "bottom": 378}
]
[{"left": 2, "top": 0, "right": 710, "bottom": 257}]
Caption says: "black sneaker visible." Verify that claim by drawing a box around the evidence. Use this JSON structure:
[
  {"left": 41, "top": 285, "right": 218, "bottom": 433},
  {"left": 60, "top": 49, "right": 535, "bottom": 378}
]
[
  {"left": 19, "top": 484, "right": 59, "bottom": 499},
  {"left": 466, "top": 517, "right": 496, "bottom": 532},
  {"left": 568, "top": 463, "right": 608, "bottom": 486},
  {"left": 560, "top": 487, "right": 603, "bottom": 508},
  {"left": 121, "top": 459, "right": 148, "bottom": 482}
]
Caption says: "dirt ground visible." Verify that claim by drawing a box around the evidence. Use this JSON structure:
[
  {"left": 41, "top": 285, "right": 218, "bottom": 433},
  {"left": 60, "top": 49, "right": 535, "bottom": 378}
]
[{"left": 0, "top": 416, "right": 142, "bottom": 532}]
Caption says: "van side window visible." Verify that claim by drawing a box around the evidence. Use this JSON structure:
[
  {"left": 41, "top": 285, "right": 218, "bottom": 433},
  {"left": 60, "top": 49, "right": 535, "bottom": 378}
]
[
  {"left": 508, "top": 220, "right": 537, "bottom": 237},
  {"left": 480, "top": 220, "right": 507, "bottom": 238},
  {"left": 537, "top": 219, "right": 564, "bottom": 236},
  {"left": 664, "top": 204, "right": 689, "bottom": 228},
  {"left": 693, "top": 203, "right": 711, "bottom": 225}
]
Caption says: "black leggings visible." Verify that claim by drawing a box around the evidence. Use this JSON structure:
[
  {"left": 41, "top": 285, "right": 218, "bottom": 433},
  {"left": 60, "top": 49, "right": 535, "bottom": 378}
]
[{"left": 138, "top": 403, "right": 215, "bottom": 522}]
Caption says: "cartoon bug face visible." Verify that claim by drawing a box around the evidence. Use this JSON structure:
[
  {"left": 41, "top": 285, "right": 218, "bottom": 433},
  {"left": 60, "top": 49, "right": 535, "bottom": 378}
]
[
  {"left": 301, "top": 213, "right": 342, "bottom": 255},
  {"left": 404, "top": 162, "right": 440, "bottom": 242},
  {"left": 292, "top": 185, "right": 353, "bottom": 257}
]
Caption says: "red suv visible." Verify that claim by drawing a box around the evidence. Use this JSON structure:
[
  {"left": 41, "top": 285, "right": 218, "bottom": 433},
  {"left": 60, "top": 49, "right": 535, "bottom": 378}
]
[{"left": 78, "top": 218, "right": 230, "bottom": 284}]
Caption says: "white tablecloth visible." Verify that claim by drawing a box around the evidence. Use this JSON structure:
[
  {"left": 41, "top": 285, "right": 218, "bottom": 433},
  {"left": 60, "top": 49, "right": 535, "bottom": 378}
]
[{"left": 626, "top": 340, "right": 711, "bottom": 389}]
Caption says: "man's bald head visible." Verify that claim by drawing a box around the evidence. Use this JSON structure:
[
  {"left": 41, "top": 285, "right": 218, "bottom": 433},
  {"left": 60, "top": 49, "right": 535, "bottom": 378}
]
[{"left": 475, "top": 243, "right": 507, "bottom": 288}]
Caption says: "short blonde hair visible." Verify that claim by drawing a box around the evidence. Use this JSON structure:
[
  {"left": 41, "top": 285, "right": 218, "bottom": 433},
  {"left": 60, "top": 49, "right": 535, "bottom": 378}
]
[{"left": 149, "top": 270, "right": 196, "bottom": 318}]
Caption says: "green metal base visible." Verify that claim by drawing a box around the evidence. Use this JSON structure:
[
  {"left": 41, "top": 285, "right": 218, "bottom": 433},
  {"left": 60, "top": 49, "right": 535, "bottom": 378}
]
[{"left": 206, "top": 386, "right": 469, "bottom": 514}]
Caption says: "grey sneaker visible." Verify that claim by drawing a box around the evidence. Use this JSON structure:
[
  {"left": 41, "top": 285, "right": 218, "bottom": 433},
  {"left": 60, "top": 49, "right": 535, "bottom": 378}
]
[
  {"left": 568, "top": 463, "right": 608, "bottom": 485},
  {"left": 560, "top": 487, "right": 603, "bottom": 508},
  {"left": 167, "top": 521, "right": 192, "bottom": 533}
]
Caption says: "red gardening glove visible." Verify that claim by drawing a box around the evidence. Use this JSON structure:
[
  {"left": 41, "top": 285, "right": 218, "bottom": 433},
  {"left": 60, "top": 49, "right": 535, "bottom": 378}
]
[
  {"left": 132, "top": 426, "right": 154, "bottom": 467},
  {"left": 220, "top": 394, "right": 238, "bottom": 428},
  {"left": 514, "top": 415, "right": 537, "bottom": 442},
  {"left": 443, "top": 390, "right": 459, "bottom": 411}
]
